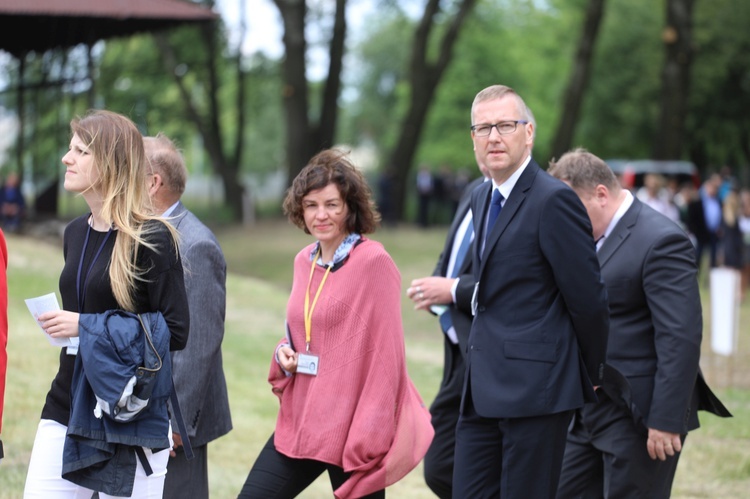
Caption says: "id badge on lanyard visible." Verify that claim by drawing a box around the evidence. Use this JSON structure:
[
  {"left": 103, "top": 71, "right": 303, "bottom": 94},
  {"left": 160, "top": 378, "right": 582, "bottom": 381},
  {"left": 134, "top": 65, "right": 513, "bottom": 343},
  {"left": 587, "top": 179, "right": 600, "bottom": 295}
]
[
  {"left": 297, "top": 353, "right": 319, "bottom": 375},
  {"left": 300, "top": 249, "right": 331, "bottom": 376}
]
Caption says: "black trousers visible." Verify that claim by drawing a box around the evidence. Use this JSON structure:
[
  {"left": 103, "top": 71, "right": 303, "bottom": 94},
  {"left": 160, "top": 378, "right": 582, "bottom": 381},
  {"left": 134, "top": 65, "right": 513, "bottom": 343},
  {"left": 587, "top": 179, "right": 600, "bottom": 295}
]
[
  {"left": 163, "top": 443, "right": 209, "bottom": 499},
  {"left": 238, "top": 435, "right": 385, "bottom": 498},
  {"left": 453, "top": 389, "right": 573, "bottom": 499},
  {"left": 557, "top": 392, "right": 684, "bottom": 499},
  {"left": 423, "top": 341, "right": 465, "bottom": 499}
]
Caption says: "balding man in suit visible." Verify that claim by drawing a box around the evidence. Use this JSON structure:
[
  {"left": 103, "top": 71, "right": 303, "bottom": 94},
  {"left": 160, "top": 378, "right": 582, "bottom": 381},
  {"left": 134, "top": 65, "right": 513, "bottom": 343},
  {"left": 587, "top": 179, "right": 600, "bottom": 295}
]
[
  {"left": 549, "top": 148, "right": 730, "bottom": 498},
  {"left": 145, "top": 133, "right": 232, "bottom": 499}
]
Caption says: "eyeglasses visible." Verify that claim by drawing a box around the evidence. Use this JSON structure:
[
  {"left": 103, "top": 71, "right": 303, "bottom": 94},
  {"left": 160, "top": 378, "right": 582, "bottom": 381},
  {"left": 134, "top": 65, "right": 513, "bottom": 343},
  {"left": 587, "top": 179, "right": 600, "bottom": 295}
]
[{"left": 471, "top": 120, "right": 528, "bottom": 137}]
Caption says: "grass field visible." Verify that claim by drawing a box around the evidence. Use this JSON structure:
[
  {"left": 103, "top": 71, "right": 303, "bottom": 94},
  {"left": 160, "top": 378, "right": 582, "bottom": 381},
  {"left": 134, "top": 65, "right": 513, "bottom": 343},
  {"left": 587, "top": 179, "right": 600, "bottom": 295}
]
[{"left": 1, "top": 219, "right": 749, "bottom": 498}]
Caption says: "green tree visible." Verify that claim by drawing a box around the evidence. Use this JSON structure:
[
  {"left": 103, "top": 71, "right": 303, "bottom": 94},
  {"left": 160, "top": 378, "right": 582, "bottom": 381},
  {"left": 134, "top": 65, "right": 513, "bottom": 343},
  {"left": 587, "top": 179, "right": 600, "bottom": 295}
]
[
  {"left": 420, "top": 0, "right": 584, "bottom": 169},
  {"left": 151, "top": 12, "right": 248, "bottom": 220},
  {"left": 0, "top": 47, "right": 93, "bottom": 216},
  {"left": 653, "top": 0, "right": 695, "bottom": 160},
  {"left": 576, "top": 0, "right": 663, "bottom": 160},
  {"left": 98, "top": 31, "right": 285, "bottom": 185},
  {"left": 384, "top": 0, "right": 478, "bottom": 220},
  {"left": 687, "top": 0, "right": 750, "bottom": 175},
  {"left": 549, "top": 0, "right": 606, "bottom": 163},
  {"left": 273, "top": 0, "right": 349, "bottom": 184}
]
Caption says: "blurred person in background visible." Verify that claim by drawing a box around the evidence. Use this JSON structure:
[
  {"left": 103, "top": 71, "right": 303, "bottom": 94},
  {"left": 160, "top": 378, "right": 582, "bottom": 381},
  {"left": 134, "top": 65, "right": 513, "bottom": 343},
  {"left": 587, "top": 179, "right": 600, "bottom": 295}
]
[
  {"left": 739, "top": 188, "right": 750, "bottom": 299},
  {"left": 416, "top": 164, "right": 435, "bottom": 228},
  {"left": 636, "top": 173, "right": 680, "bottom": 224},
  {"left": 0, "top": 172, "right": 26, "bottom": 233},
  {"left": 719, "top": 188, "right": 743, "bottom": 273},
  {"left": 686, "top": 173, "right": 722, "bottom": 272}
]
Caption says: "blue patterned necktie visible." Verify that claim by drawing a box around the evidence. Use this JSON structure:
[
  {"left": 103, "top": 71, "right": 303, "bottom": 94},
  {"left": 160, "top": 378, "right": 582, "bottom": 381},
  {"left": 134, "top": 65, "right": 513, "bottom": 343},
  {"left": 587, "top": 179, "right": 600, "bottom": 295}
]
[
  {"left": 482, "top": 188, "right": 504, "bottom": 252},
  {"left": 487, "top": 188, "right": 504, "bottom": 230}
]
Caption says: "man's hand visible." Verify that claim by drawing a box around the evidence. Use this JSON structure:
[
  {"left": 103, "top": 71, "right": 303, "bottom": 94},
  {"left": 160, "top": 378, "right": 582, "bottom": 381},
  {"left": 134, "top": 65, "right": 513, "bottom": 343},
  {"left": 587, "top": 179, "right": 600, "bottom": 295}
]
[
  {"left": 170, "top": 432, "right": 183, "bottom": 457},
  {"left": 407, "top": 277, "right": 457, "bottom": 311},
  {"left": 647, "top": 428, "right": 682, "bottom": 461}
]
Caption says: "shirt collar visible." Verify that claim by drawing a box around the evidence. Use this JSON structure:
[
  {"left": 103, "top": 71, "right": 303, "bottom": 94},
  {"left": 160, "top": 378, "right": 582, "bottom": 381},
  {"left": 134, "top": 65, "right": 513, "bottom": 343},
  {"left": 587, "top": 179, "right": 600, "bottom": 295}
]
[
  {"left": 602, "top": 189, "right": 634, "bottom": 242},
  {"left": 310, "top": 233, "right": 361, "bottom": 266},
  {"left": 161, "top": 201, "right": 180, "bottom": 217},
  {"left": 492, "top": 154, "right": 532, "bottom": 201}
]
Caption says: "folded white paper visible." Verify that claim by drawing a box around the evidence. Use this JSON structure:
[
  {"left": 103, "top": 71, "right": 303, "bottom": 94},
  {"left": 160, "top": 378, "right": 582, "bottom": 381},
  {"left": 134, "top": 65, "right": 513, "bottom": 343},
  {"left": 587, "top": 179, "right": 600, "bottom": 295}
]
[{"left": 25, "top": 292, "right": 78, "bottom": 351}]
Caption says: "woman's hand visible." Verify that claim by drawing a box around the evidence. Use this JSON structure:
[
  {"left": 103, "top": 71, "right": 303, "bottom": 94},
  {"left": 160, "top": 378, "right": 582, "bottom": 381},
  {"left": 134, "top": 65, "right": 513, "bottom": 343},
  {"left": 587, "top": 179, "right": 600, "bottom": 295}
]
[
  {"left": 277, "top": 345, "right": 299, "bottom": 373},
  {"left": 37, "top": 310, "right": 81, "bottom": 339}
]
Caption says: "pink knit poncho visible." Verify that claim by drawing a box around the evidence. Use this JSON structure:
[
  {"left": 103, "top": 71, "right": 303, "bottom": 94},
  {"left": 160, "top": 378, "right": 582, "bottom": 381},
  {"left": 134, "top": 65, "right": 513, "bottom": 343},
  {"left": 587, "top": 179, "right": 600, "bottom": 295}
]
[{"left": 268, "top": 238, "right": 434, "bottom": 498}]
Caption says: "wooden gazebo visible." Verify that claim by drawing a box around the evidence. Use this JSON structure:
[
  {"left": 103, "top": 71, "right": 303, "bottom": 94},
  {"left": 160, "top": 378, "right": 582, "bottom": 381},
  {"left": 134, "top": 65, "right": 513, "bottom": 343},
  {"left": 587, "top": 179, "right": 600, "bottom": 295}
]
[{"left": 0, "top": 0, "right": 217, "bottom": 217}]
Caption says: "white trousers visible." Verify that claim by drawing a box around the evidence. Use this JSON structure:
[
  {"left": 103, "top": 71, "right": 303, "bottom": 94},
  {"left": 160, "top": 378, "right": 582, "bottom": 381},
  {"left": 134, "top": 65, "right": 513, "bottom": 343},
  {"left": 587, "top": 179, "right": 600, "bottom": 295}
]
[{"left": 24, "top": 419, "right": 171, "bottom": 498}]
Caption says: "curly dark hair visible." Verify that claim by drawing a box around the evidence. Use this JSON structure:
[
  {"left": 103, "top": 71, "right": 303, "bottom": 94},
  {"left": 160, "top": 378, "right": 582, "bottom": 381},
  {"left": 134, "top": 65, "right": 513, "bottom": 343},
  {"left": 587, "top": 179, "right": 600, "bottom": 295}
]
[{"left": 283, "top": 149, "right": 381, "bottom": 235}]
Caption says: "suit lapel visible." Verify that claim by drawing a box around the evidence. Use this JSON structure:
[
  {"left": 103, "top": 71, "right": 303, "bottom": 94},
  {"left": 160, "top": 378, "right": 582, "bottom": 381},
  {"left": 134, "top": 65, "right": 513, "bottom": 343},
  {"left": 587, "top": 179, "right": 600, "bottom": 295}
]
[
  {"left": 473, "top": 181, "right": 492, "bottom": 269},
  {"left": 478, "top": 161, "right": 538, "bottom": 275},
  {"left": 597, "top": 198, "right": 640, "bottom": 267}
]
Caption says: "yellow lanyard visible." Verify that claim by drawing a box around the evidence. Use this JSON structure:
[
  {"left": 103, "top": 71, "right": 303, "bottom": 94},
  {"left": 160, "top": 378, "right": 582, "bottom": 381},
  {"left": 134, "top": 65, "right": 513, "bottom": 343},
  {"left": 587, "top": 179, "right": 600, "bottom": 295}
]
[{"left": 304, "top": 249, "right": 332, "bottom": 352}]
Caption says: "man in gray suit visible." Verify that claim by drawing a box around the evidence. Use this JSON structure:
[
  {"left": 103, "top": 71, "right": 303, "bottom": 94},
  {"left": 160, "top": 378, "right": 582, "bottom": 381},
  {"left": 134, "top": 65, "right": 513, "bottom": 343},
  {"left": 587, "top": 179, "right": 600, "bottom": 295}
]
[
  {"left": 145, "top": 133, "right": 233, "bottom": 499},
  {"left": 549, "top": 148, "right": 730, "bottom": 498}
]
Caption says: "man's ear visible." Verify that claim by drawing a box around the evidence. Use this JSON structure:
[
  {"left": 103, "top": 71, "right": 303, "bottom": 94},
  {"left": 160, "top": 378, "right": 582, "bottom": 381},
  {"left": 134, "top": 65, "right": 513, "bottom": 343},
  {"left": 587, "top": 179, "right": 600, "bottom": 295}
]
[
  {"left": 147, "top": 173, "right": 162, "bottom": 197},
  {"left": 594, "top": 184, "right": 609, "bottom": 206}
]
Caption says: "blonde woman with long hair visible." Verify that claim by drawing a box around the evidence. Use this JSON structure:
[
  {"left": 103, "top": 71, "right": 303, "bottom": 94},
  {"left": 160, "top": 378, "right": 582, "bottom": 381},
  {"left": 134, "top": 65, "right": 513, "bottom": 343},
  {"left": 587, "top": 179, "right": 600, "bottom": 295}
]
[
  {"left": 24, "top": 110, "right": 189, "bottom": 498},
  {"left": 720, "top": 188, "right": 743, "bottom": 270}
]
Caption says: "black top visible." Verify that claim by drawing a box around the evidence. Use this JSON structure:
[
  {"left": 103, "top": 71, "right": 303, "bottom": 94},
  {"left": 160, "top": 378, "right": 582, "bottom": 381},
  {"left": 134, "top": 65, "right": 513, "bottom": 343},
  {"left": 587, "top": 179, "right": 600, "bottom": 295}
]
[
  {"left": 721, "top": 218, "right": 744, "bottom": 269},
  {"left": 41, "top": 214, "right": 189, "bottom": 426}
]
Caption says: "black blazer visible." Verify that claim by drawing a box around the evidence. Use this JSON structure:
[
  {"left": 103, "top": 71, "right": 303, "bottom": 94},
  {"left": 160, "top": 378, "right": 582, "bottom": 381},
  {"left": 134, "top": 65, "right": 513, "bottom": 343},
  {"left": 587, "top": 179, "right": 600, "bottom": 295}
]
[
  {"left": 464, "top": 159, "right": 609, "bottom": 418},
  {"left": 432, "top": 176, "right": 485, "bottom": 355}
]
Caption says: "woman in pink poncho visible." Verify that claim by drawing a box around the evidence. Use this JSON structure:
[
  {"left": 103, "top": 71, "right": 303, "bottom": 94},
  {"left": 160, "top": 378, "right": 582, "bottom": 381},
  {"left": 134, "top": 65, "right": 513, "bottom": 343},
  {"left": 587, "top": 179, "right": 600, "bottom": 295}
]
[{"left": 238, "top": 149, "right": 433, "bottom": 499}]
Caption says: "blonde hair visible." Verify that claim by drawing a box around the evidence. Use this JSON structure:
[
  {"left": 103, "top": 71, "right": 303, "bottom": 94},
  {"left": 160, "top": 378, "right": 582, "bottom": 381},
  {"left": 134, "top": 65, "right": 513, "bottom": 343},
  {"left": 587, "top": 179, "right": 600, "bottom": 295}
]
[
  {"left": 723, "top": 189, "right": 740, "bottom": 227},
  {"left": 70, "top": 110, "right": 179, "bottom": 311}
]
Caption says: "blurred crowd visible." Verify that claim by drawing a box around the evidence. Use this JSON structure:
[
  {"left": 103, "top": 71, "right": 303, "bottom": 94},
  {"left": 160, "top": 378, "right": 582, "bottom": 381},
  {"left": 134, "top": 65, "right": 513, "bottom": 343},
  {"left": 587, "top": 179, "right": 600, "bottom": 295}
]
[
  {"left": 622, "top": 167, "right": 750, "bottom": 299},
  {"left": 412, "top": 164, "right": 476, "bottom": 228}
]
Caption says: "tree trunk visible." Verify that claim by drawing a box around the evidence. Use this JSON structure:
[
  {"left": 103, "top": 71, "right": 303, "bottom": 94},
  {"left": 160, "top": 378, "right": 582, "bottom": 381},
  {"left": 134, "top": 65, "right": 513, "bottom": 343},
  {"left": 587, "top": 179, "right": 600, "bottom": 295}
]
[
  {"left": 275, "top": 0, "right": 315, "bottom": 184},
  {"left": 153, "top": 15, "right": 247, "bottom": 221},
  {"left": 549, "top": 0, "right": 605, "bottom": 164},
  {"left": 15, "top": 55, "right": 25, "bottom": 185},
  {"left": 314, "top": 0, "right": 347, "bottom": 153},
  {"left": 276, "top": 0, "right": 348, "bottom": 185},
  {"left": 387, "top": 0, "right": 477, "bottom": 221},
  {"left": 653, "top": 0, "right": 694, "bottom": 160}
]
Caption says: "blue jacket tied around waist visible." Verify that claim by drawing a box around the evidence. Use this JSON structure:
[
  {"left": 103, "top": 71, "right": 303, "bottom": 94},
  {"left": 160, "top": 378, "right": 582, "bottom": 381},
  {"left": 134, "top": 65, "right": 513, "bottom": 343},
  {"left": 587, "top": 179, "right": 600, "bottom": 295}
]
[{"left": 63, "top": 310, "right": 172, "bottom": 497}]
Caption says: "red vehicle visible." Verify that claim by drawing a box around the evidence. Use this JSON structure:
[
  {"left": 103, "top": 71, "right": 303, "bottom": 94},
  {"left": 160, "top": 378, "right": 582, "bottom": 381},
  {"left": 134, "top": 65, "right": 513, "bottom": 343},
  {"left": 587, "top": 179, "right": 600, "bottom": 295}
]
[{"left": 605, "top": 159, "right": 701, "bottom": 190}]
